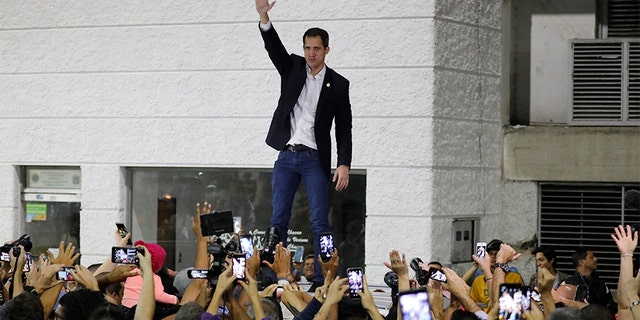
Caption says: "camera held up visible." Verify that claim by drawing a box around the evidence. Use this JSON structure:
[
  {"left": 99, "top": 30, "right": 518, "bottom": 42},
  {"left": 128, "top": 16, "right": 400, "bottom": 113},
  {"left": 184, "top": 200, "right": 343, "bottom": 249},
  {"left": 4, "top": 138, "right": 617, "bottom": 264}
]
[
  {"left": 0, "top": 234, "right": 33, "bottom": 258},
  {"left": 410, "top": 257, "right": 429, "bottom": 286}
]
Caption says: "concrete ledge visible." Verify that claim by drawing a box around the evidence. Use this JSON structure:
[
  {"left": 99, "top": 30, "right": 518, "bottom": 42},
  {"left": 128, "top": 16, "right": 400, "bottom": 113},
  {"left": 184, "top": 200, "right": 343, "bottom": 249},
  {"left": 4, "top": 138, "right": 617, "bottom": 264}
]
[{"left": 504, "top": 126, "right": 640, "bottom": 182}]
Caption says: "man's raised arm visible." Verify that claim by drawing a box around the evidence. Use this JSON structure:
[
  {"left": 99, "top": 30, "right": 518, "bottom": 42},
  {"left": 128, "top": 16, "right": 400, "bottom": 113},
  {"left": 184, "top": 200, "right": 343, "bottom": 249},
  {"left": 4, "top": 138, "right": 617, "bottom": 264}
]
[{"left": 255, "top": 0, "right": 276, "bottom": 24}]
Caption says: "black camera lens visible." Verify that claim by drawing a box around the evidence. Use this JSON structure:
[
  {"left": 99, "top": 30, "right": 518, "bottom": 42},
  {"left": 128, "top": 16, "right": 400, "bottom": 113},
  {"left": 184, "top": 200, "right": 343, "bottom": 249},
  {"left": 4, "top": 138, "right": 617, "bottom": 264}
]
[
  {"left": 384, "top": 271, "right": 398, "bottom": 289},
  {"left": 410, "top": 257, "right": 429, "bottom": 285},
  {"left": 409, "top": 257, "right": 423, "bottom": 271},
  {"left": 261, "top": 227, "right": 280, "bottom": 264}
]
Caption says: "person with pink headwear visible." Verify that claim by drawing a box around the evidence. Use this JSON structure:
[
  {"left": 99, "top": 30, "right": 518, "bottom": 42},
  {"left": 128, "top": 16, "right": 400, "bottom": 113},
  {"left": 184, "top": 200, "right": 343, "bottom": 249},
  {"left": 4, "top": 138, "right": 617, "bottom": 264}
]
[{"left": 121, "top": 240, "right": 178, "bottom": 319}]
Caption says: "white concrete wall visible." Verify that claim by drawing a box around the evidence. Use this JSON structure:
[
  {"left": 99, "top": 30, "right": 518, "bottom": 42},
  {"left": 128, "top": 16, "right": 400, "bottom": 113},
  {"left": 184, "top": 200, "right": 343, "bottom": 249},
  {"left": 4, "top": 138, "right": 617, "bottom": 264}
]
[{"left": 0, "top": 0, "right": 513, "bottom": 283}]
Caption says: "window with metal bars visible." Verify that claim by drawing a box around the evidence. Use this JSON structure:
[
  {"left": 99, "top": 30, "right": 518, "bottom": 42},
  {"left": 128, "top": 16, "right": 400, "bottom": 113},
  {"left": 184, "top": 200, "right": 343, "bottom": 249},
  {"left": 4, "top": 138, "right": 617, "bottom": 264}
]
[
  {"left": 570, "top": 39, "right": 639, "bottom": 124},
  {"left": 539, "top": 184, "right": 640, "bottom": 290}
]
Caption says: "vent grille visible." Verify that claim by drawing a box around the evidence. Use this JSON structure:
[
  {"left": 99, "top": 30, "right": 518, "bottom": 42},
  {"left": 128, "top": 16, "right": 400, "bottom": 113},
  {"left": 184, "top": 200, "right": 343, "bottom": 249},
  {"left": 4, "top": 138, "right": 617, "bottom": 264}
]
[
  {"left": 630, "top": 42, "right": 640, "bottom": 120},
  {"left": 607, "top": 0, "right": 640, "bottom": 38},
  {"left": 540, "top": 184, "right": 640, "bottom": 291},
  {"left": 571, "top": 39, "right": 640, "bottom": 124}
]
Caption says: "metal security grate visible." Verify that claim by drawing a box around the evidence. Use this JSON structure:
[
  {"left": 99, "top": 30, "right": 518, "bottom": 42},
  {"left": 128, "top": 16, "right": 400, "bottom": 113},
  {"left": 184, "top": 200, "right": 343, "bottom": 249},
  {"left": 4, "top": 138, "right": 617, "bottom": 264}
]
[
  {"left": 540, "top": 184, "right": 640, "bottom": 290},
  {"left": 571, "top": 39, "right": 640, "bottom": 124},
  {"left": 606, "top": 0, "right": 640, "bottom": 38},
  {"left": 630, "top": 42, "right": 640, "bottom": 120}
]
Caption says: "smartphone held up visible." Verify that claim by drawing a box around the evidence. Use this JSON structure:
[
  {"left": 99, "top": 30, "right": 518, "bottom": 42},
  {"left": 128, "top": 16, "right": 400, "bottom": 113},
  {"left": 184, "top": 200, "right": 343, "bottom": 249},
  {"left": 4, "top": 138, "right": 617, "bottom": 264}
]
[
  {"left": 319, "top": 232, "right": 334, "bottom": 262},
  {"left": 347, "top": 267, "right": 364, "bottom": 298},
  {"left": 111, "top": 247, "right": 143, "bottom": 264}
]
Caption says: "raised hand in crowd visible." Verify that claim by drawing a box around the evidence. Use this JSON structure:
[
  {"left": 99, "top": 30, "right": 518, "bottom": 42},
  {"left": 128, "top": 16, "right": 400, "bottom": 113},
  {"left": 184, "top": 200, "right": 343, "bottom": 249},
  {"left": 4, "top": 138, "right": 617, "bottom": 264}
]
[
  {"left": 134, "top": 245, "right": 155, "bottom": 320},
  {"left": 319, "top": 247, "right": 339, "bottom": 283},
  {"left": 315, "top": 276, "right": 348, "bottom": 320},
  {"left": 8, "top": 245, "right": 27, "bottom": 297},
  {"left": 537, "top": 267, "right": 557, "bottom": 316},
  {"left": 440, "top": 267, "right": 487, "bottom": 318},
  {"left": 70, "top": 264, "right": 99, "bottom": 291},
  {"left": 263, "top": 242, "right": 291, "bottom": 279},
  {"left": 472, "top": 251, "right": 493, "bottom": 280},
  {"left": 246, "top": 246, "right": 261, "bottom": 280},
  {"left": 192, "top": 202, "right": 212, "bottom": 240},
  {"left": 93, "top": 229, "right": 133, "bottom": 276},
  {"left": 48, "top": 241, "right": 80, "bottom": 266},
  {"left": 206, "top": 264, "right": 237, "bottom": 316},
  {"left": 427, "top": 280, "right": 444, "bottom": 320},
  {"left": 612, "top": 224, "right": 637, "bottom": 320},
  {"left": 358, "top": 274, "right": 385, "bottom": 320},
  {"left": 620, "top": 269, "right": 640, "bottom": 320},
  {"left": 239, "top": 274, "right": 267, "bottom": 320},
  {"left": 384, "top": 250, "right": 409, "bottom": 292}
]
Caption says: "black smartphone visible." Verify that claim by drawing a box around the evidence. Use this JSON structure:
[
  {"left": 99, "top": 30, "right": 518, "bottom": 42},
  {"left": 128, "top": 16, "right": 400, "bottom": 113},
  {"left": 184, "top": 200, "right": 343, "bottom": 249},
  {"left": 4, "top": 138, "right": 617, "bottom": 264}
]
[
  {"left": 398, "top": 287, "right": 432, "bottom": 320},
  {"left": 200, "top": 210, "right": 234, "bottom": 237},
  {"left": 498, "top": 284, "right": 524, "bottom": 320},
  {"left": 232, "top": 254, "right": 246, "bottom": 281},
  {"left": 476, "top": 242, "right": 487, "bottom": 259},
  {"left": 347, "top": 267, "right": 364, "bottom": 298},
  {"left": 111, "top": 247, "right": 142, "bottom": 264},
  {"left": 187, "top": 269, "right": 209, "bottom": 279},
  {"left": 294, "top": 246, "right": 305, "bottom": 264},
  {"left": 428, "top": 267, "right": 447, "bottom": 283},
  {"left": 56, "top": 267, "right": 76, "bottom": 281},
  {"left": 239, "top": 235, "right": 254, "bottom": 259},
  {"left": 319, "top": 232, "right": 334, "bottom": 262},
  {"left": 115, "top": 223, "right": 133, "bottom": 246}
]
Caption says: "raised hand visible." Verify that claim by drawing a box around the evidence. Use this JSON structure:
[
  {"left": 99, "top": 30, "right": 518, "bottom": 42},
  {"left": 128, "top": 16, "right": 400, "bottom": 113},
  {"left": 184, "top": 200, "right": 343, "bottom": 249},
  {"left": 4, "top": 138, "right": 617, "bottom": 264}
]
[
  {"left": 383, "top": 250, "right": 408, "bottom": 276},
  {"left": 263, "top": 242, "right": 291, "bottom": 279},
  {"left": 192, "top": 202, "right": 211, "bottom": 239},
  {"left": 611, "top": 224, "right": 638, "bottom": 255},
  {"left": 319, "top": 247, "right": 339, "bottom": 282},
  {"left": 255, "top": 0, "right": 276, "bottom": 15},
  {"left": 49, "top": 242, "right": 80, "bottom": 266},
  {"left": 71, "top": 265, "right": 99, "bottom": 291}
]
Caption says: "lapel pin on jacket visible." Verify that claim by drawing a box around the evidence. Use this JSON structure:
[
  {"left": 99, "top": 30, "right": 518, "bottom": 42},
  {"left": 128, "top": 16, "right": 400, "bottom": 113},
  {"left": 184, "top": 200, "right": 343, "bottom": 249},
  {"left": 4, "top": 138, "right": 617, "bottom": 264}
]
[{"left": 326, "top": 83, "right": 331, "bottom": 87}]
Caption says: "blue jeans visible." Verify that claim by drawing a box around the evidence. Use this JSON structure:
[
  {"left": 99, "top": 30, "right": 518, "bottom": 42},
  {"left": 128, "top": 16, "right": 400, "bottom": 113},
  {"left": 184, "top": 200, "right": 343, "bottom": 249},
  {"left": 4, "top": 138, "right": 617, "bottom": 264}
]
[{"left": 271, "top": 148, "right": 330, "bottom": 283}]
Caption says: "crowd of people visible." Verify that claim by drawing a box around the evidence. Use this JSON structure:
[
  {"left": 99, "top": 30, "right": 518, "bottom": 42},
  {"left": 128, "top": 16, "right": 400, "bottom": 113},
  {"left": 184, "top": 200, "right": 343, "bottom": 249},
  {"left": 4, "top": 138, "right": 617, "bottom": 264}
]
[{"left": 1, "top": 201, "right": 640, "bottom": 320}]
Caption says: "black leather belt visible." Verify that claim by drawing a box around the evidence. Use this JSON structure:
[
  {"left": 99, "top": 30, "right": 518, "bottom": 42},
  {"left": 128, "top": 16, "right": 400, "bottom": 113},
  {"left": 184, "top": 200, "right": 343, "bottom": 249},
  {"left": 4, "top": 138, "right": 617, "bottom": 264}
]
[{"left": 286, "top": 144, "right": 310, "bottom": 152}]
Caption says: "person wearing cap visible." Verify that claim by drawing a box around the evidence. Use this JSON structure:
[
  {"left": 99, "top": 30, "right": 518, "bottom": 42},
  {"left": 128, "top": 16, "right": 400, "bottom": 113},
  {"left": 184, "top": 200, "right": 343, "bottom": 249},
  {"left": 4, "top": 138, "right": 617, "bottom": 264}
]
[
  {"left": 469, "top": 239, "right": 524, "bottom": 312},
  {"left": 121, "top": 241, "right": 179, "bottom": 317}
]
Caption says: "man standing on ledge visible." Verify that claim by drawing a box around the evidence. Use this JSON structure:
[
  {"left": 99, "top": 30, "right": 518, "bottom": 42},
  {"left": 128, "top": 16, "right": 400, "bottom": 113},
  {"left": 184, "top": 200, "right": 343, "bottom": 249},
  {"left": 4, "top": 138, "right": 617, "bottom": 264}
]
[{"left": 256, "top": 0, "right": 353, "bottom": 287}]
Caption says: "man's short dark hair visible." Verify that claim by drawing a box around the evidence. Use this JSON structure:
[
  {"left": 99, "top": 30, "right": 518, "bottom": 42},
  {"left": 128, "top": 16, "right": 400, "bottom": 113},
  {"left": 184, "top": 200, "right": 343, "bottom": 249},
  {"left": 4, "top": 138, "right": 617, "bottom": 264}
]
[
  {"left": 427, "top": 261, "right": 443, "bottom": 268},
  {"left": 532, "top": 246, "right": 558, "bottom": 268},
  {"left": 486, "top": 239, "right": 503, "bottom": 252},
  {"left": 572, "top": 247, "right": 591, "bottom": 268},
  {"left": 580, "top": 303, "right": 615, "bottom": 320},
  {"left": 549, "top": 307, "right": 582, "bottom": 320},
  {"left": 303, "top": 28, "right": 329, "bottom": 48},
  {"left": 0, "top": 292, "right": 44, "bottom": 320},
  {"left": 304, "top": 254, "right": 315, "bottom": 261},
  {"left": 59, "top": 290, "right": 107, "bottom": 320},
  {"left": 451, "top": 309, "right": 481, "bottom": 320},
  {"left": 175, "top": 301, "right": 204, "bottom": 320}
]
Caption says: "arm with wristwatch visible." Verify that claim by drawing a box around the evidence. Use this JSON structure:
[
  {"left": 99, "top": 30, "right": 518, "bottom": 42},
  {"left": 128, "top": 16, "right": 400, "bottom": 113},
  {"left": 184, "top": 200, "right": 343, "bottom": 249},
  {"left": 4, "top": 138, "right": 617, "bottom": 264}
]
[
  {"left": 611, "top": 225, "right": 638, "bottom": 320},
  {"left": 490, "top": 244, "right": 521, "bottom": 312}
]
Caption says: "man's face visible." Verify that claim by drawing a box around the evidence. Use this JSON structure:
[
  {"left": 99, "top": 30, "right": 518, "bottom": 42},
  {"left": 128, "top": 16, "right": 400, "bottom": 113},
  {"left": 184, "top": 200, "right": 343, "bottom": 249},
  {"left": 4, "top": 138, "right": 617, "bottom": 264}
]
[
  {"left": 535, "top": 252, "right": 553, "bottom": 270},
  {"left": 581, "top": 251, "right": 598, "bottom": 271},
  {"left": 303, "top": 257, "right": 315, "bottom": 279},
  {"left": 488, "top": 250, "right": 498, "bottom": 265},
  {"left": 303, "top": 35, "right": 329, "bottom": 72}
]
